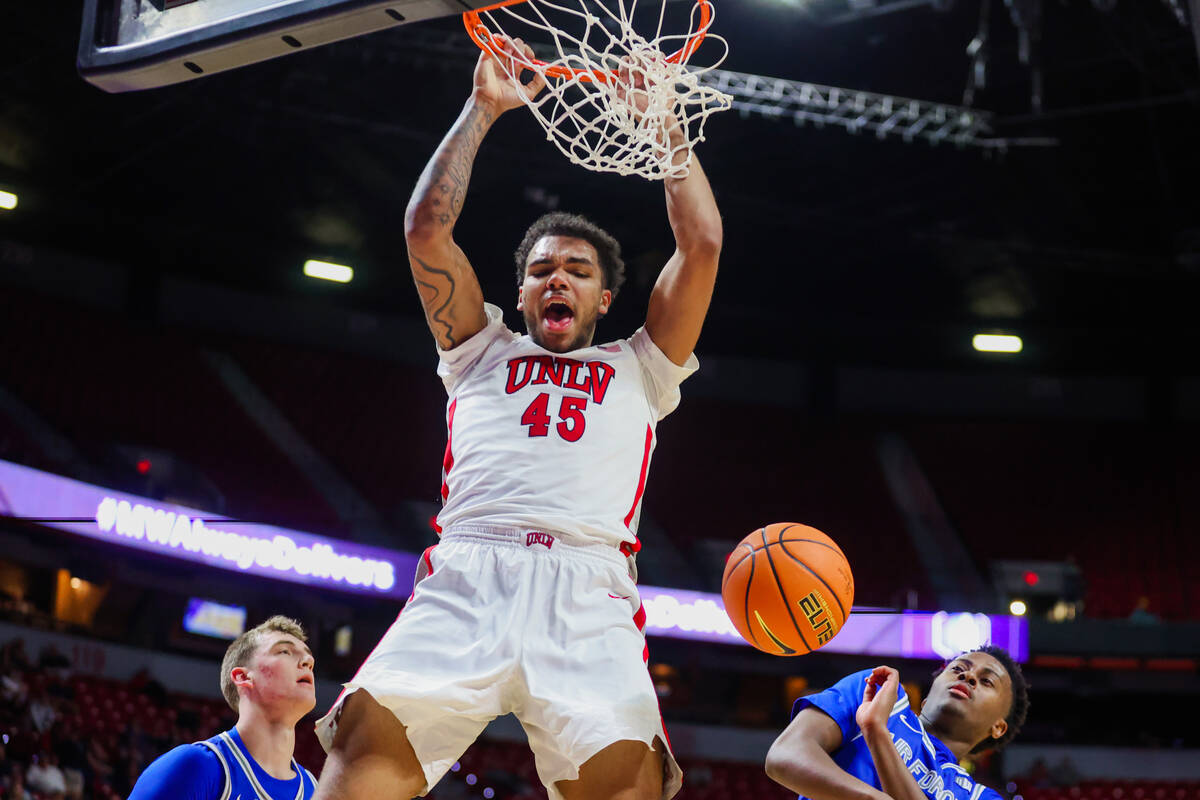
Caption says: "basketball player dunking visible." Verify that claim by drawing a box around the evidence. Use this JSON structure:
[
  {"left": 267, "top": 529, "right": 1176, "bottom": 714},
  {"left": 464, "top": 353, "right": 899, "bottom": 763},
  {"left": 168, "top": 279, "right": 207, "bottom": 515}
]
[{"left": 312, "top": 37, "right": 722, "bottom": 800}]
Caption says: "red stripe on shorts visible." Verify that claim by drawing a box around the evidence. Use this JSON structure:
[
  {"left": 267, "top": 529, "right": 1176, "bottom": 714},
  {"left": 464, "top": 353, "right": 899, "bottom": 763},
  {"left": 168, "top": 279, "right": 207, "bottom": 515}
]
[
  {"left": 621, "top": 424, "right": 653, "bottom": 557},
  {"left": 633, "top": 602, "right": 649, "bottom": 662},
  {"left": 439, "top": 398, "right": 458, "bottom": 506},
  {"left": 631, "top": 601, "right": 673, "bottom": 750}
]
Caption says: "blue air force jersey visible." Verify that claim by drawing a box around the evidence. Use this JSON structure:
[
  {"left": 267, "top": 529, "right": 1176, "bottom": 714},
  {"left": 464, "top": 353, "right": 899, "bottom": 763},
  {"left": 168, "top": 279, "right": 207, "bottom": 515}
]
[
  {"left": 791, "top": 669, "right": 1001, "bottom": 800},
  {"left": 128, "top": 727, "right": 317, "bottom": 800}
]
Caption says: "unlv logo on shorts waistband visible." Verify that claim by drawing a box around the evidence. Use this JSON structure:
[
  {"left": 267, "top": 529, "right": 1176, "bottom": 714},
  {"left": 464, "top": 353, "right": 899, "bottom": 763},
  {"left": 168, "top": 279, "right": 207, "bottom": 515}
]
[{"left": 526, "top": 532, "right": 555, "bottom": 549}]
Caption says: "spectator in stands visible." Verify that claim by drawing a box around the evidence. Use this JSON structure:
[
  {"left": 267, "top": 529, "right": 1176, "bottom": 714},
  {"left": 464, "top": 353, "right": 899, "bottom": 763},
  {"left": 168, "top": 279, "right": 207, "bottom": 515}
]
[
  {"left": 127, "top": 615, "right": 318, "bottom": 800},
  {"left": 3, "top": 764, "right": 33, "bottom": 800},
  {"left": 26, "top": 751, "right": 67, "bottom": 799},
  {"left": 125, "top": 716, "right": 158, "bottom": 784},
  {"left": 129, "top": 667, "right": 169, "bottom": 706},
  {"left": 37, "top": 643, "right": 70, "bottom": 672},
  {"left": 1026, "top": 757, "right": 1051, "bottom": 788},
  {"left": 0, "top": 669, "right": 25, "bottom": 707},
  {"left": 765, "top": 646, "right": 1029, "bottom": 800},
  {"left": 0, "top": 740, "right": 11, "bottom": 786},
  {"left": 0, "top": 639, "right": 31, "bottom": 673},
  {"left": 1128, "top": 596, "right": 1160, "bottom": 625},
  {"left": 53, "top": 720, "right": 86, "bottom": 800},
  {"left": 1049, "top": 756, "right": 1081, "bottom": 788},
  {"left": 112, "top": 735, "right": 140, "bottom": 798},
  {"left": 86, "top": 736, "right": 116, "bottom": 787},
  {"left": 0, "top": 640, "right": 30, "bottom": 712},
  {"left": 28, "top": 686, "right": 58, "bottom": 733}
]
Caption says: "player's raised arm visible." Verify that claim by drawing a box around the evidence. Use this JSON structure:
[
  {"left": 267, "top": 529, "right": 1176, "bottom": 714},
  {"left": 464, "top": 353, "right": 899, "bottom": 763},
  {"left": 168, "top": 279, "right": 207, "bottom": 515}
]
[
  {"left": 642, "top": 126, "right": 723, "bottom": 365},
  {"left": 404, "top": 37, "right": 546, "bottom": 350},
  {"left": 765, "top": 707, "right": 892, "bottom": 800},
  {"left": 857, "top": 667, "right": 930, "bottom": 800}
]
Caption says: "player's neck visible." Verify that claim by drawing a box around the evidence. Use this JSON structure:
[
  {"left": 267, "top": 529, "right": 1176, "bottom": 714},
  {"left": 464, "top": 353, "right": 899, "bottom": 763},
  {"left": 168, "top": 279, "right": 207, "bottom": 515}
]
[
  {"left": 917, "top": 712, "right": 973, "bottom": 762},
  {"left": 532, "top": 334, "right": 595, "bottom": 353},
  {"left": 235, "top": 707, "right": 298, "bottom": 780}
]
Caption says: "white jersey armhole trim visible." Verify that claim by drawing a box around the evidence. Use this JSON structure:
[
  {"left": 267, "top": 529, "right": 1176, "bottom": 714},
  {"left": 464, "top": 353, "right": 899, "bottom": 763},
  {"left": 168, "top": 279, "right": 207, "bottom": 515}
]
[{"left": 195, "top": 740, "right": 232, "bottom": 800}]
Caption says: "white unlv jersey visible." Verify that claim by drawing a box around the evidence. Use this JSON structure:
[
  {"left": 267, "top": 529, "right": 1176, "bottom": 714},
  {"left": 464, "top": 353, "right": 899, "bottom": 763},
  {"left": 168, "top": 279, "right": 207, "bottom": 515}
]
[{"left": 435, "top": 303, "right": 698, "bottom": 550}]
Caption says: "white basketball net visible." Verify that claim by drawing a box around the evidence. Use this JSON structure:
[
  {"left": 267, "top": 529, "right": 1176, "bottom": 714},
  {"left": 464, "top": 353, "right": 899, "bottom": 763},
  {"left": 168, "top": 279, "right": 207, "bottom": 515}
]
[{"left": 467, "top": 0, "right": 732, "bottom": 180}]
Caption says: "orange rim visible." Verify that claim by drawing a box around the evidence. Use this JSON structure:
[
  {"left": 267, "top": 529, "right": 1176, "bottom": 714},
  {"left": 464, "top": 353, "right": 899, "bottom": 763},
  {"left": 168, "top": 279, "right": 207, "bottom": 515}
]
[{"left": 462, "top": 0, "right": 715, "bottom": 84}]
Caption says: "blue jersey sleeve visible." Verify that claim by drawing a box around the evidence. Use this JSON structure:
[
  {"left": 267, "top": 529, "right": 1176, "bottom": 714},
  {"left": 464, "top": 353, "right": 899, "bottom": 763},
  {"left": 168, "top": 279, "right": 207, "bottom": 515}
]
[
  {"left": 978, "top": 785, "right": 1005, "bottom": 800},
  {"left": 790, "top": 669, "right": 875, "bottom": 748},
  {"left": 128, "top": 744, "right": 225, "bottom": 800}
]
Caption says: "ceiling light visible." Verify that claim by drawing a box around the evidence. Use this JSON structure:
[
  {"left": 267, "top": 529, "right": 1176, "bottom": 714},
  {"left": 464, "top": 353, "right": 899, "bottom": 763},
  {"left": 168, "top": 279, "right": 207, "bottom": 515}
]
[
  {"left": 973, "top": 333, "right": 1022, "bottom": 353},
  {"left": 0, "top": 190, "right": 17, "bottom": 211},
  {"left": 303, "top": 259, "right": 353, "bottom": 283}
]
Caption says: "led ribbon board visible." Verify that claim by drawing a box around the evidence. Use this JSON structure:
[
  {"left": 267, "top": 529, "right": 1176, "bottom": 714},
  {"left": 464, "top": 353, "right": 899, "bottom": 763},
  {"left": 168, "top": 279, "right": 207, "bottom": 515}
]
[
  {"left": 0, "top": 459, "right": 411, "bottom": 599},
  {"left": 1, "top": 458, "right": 1028, "bottom": 660},
  {"left": 637, "top": 589, "right": 1028, "bottom": 661}
]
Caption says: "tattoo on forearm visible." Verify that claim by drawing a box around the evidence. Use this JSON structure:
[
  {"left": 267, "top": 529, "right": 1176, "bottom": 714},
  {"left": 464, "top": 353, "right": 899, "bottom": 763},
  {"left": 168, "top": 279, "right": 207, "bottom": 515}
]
[
  {"left": 412, "top": 255, "right": 459, "bottom": 348},
  {"left": 415, "top": 103, "right": 495, "bottom": 230}
]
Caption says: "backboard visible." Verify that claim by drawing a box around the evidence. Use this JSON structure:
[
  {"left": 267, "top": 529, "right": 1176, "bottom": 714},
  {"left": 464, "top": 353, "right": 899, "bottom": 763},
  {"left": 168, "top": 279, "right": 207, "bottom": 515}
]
[{"left": 78, "top": 0, "right": 497, "bottom": 93}]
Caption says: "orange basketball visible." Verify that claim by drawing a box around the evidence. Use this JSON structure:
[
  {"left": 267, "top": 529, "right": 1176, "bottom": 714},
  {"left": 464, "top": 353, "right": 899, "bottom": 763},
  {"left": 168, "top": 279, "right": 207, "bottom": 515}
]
[{"left": 721, "top": 523, "right": 854, "bottom": 656}]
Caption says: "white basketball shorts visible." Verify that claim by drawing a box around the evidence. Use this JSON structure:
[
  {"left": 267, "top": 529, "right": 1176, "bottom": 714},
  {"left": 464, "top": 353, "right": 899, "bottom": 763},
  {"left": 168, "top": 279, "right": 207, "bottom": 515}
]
[{"left": 314, "top": 524, "right": 681, "bottom": 800}]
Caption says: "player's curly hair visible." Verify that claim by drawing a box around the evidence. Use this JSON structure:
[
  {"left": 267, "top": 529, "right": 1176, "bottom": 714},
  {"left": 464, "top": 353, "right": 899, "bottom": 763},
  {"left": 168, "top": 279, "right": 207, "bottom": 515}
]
[
  {"left": 513, "top": 212, "right": 626, "bottom": 299},
  {"left": 968, "top": 644, "right": 1029, "bottom": 753}
]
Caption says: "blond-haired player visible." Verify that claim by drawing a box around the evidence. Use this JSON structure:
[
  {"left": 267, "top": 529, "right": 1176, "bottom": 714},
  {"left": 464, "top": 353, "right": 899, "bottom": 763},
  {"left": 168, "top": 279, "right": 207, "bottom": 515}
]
[{"left": 128, "top": 615, "right": 318, "bottom": 800}]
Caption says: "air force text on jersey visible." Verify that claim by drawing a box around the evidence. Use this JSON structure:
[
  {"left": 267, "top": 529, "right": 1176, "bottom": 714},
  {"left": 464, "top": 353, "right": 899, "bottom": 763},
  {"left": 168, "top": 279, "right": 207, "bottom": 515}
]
[{"left": 791, "top": 669, "right": 1001, "bottom": 800}]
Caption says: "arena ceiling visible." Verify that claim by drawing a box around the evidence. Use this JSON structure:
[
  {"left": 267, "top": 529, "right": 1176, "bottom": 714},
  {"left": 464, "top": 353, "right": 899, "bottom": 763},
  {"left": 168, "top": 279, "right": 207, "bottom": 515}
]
[{"left": 3, "top": 0, "right": 1199, "bottom": 371}]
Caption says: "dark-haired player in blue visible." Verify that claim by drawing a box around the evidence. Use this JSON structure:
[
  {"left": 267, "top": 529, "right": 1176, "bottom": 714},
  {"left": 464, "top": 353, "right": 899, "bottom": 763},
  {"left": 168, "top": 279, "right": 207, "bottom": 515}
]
[
  {"left": 765, "top": 645, "right": 1029, "bottom": 800},
  {"left": 128, "top": 616, "right": 319, "bottom": 800}
]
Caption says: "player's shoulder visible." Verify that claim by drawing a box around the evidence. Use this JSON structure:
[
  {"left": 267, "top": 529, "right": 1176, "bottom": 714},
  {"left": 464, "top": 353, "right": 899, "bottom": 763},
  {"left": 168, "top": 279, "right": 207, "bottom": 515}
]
[
  {"left": 129, "top": 742, "right": 224, "bottom": 800},
  {"left": 595, "top": 337, "right": 629, "bottom": 353},
  {"left": 834, "top": 667, "right": 876, "bottom": 692},
  {"left": 150, "top": 741, "right": 224, "bottom": 774}
]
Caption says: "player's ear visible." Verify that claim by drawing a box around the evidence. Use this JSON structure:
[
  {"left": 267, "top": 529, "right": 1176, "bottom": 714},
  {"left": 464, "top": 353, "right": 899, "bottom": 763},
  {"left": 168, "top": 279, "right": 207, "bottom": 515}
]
[
  {"left": 517, "top": 287, "right": 525, "bottom": 312},
  {"left": 231, "top": 666, "right": 251, "bottom": 691},
  {"left": 988, "top": 717, "right": 1008, "bottom": 743},
  {"left": 599, "top": 288, "right": 612, "bottom": 317}
]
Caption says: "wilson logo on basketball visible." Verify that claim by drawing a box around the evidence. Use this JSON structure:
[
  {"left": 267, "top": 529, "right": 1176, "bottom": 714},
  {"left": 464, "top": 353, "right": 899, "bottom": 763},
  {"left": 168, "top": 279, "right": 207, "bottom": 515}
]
[
  {"left": 798, "top": 591, "right": 836, "bottom": 645},
  {"left": 525, "top": 532, "right": 555, "bottom": 549}
]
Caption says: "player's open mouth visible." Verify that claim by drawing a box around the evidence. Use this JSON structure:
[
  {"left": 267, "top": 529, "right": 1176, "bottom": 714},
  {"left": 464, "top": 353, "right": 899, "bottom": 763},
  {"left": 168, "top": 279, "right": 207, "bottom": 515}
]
[
  {"left": 949, "top": 684, "right": 971, "bottom": 700},
  {"left": 544, "top": 301, "right": 575, "bottom": 332},
  {"left": 297, "top": 675, "right": 313, "bottom": 685}
]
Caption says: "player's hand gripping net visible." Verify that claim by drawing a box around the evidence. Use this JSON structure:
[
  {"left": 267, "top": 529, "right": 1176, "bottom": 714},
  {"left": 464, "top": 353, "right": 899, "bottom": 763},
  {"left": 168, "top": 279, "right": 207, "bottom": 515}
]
[{"left": 464, "top": 0, "right": 733, "bottom": 180}]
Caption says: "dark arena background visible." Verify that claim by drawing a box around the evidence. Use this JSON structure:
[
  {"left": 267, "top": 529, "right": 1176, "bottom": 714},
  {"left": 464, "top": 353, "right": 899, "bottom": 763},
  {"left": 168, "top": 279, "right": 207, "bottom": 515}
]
[{"left": 3, "top": 0, "right": 1200, "bottom": 798}]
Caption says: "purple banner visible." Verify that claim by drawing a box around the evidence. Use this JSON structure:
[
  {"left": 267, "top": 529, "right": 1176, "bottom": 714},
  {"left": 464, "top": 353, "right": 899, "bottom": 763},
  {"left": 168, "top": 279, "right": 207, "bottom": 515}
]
[
  {"left": 0, "top": 459, "right": 415, "bottom": 599},
  {"left": 1, "top": 459, "right": 1027, "bottom": 659},
  {"left": 637, "top": 587, "right": 1028, "bottom": 661}
]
